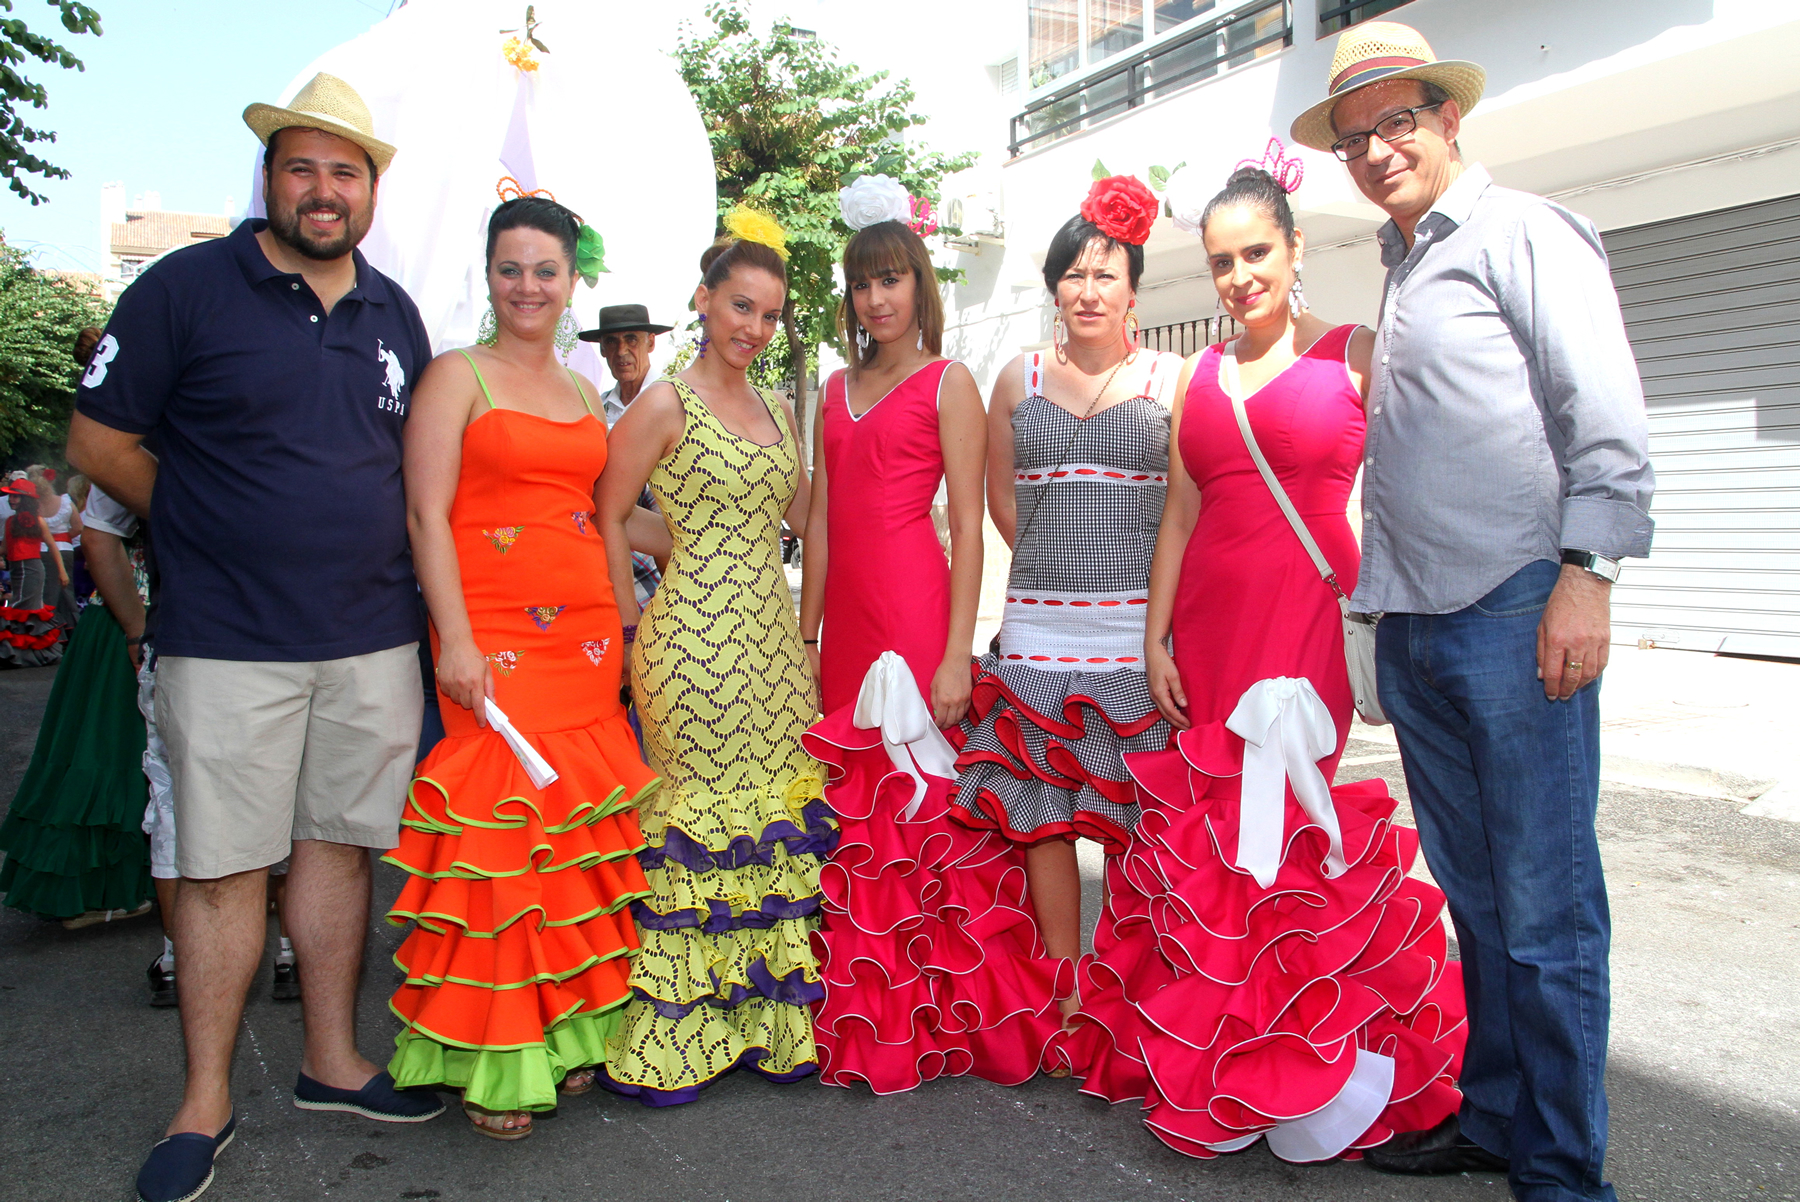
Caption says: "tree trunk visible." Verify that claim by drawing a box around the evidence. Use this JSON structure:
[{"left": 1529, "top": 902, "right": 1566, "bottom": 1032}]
[{"left": 784, "top": 298, "right": 809, "bottom": 464}]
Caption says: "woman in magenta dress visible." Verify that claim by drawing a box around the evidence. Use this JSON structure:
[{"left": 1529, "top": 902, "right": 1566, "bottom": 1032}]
[
  {"left": 800, "top": 185, "right": 1064, "bottom": 1092},
  {"left": 1070, "top": 165, "right": 1468, "bottom": 1161}
]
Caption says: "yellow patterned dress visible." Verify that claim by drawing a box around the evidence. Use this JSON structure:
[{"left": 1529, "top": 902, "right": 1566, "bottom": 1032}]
[{"left": 603, "top": 378, "right": 832, "bottom": 1105}]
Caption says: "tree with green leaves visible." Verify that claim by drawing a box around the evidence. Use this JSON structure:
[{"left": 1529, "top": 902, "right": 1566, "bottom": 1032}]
[
  {"left": 0, "top": 233, "right": 110, "bottom": 458},
  {"left": 673, "top": 2, "right": 977, "bottom": 440},
  {"left": 1, "top": 1, "right": 102, "bottom": 204}
]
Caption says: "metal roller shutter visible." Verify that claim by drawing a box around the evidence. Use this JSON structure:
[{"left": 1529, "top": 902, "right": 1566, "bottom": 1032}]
[{"left": 1603, "top": 193, "right": 1800, "bottom": 657}]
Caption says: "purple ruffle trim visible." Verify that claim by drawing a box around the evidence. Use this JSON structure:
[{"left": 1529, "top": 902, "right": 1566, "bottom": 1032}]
[
  {"left": 602, "top": 1047, "right": 817, "bottom": 1107},
  {"left": 631, "top": 894, "right": 820, "bottom": 933},
  {"left": 637, "top": 798, "right": 838, "bottom": 874},
  {"left": 630, "top": 956, "right": 825, "bottom": 1020}
]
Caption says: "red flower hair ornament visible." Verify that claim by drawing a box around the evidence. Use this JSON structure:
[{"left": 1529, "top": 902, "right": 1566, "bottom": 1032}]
[{"left": 1080, "top": 174, "right": 1159, "bottom": 246}]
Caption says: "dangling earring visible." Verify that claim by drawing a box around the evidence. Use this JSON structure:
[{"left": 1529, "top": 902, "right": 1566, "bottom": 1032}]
[
  {"left": 856, "top": 324, "right": 871, "bottom": 353},
  {"left": 477, "top": 304, "right": 499, "bottom": 346},
  {"left": 1052, "top": 309, "right": 1068, "bottom": 363},
  {"left": 1125, "top": 305, "right": 1140, "bottom": 352},
  {"left": 554, "top": 307, "right": 579, "bottom": 357},
  {"left": 916, "top": 326, "right": 924, "bottom": 352},
  {"left": 1289, "top": 262, "right": 1308, "bottom": 318},
  {"left": 695, "top": 313, "right": 709, "bottom": 360}
]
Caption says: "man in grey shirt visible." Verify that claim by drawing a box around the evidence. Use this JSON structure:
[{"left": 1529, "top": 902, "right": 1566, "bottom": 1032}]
[{"left": 1292, "top": 22, "right": 1653, "bottom": 1202}]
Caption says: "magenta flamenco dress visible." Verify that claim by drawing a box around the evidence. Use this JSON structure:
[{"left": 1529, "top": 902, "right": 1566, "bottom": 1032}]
[
  {"left": 802, "top": 360, "right": 1067, "bottom": 1092},
  {"left": 1065, "top": 326, "right": 1468, "bottom": 1161}
]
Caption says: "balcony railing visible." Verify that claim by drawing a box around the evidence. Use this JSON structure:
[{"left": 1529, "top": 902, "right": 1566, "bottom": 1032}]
[
  {"left": 1010, "top": 0, "right": 1292, "bottom": 158},
  {"left": 1141, "top": 315, "right": 1241, "bottom": 358},
  {"left": 1317, "top": 0, "right": 1411, "bottom": 35}
]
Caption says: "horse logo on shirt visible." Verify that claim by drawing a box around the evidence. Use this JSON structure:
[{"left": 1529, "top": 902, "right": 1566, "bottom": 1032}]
[{"left": 376, "top": 339, "right": 406, "bottom": 414}]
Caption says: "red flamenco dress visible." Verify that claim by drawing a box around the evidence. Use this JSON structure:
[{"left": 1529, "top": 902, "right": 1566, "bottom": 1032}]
[
  {"left": 1065, "top": 327, "right": 1467, "bottom": 1160},
  {"left": 802, "top": 360, "right": 1066, "bottom": 1092},
  {"left": 385, "top": 364, "right": 656, "bottom": 1113}
]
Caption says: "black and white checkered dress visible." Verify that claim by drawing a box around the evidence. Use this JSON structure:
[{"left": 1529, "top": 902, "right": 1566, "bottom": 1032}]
[{"left": 953, "top": 350, "right": 1181, "bottom": 851}]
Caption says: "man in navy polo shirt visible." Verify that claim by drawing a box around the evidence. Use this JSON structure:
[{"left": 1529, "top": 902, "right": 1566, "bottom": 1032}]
[{"left": 69, "top": 73, "right": 445, "bottom": 1202}]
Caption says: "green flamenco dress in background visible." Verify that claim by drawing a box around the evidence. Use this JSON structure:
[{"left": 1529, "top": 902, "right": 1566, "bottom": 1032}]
[{"left": 0, "top": 600, "right": 151, "bottom": 918}]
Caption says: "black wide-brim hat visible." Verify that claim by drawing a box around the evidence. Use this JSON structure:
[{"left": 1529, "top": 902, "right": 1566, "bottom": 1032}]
[{"left": 578, "top": 303, "right": 674, "bottom": 342}]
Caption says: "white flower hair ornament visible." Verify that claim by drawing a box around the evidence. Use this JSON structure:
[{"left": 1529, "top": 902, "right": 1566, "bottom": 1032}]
[
  {"left": 839, "top": 174, "right": 913, "bottom": 231},
  {"left": 1162, "top": 164, "right": 1210, "bottom": 238}
]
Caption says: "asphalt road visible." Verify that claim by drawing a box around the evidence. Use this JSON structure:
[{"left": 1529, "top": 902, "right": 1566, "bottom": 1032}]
[{"left": 1, "top": 663, "right": 1794, "bottom": 1202}]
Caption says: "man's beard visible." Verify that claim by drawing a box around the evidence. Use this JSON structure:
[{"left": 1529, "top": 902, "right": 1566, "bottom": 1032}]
[{"left": 266, "top": 194, "right": 373, "bottom": 261}]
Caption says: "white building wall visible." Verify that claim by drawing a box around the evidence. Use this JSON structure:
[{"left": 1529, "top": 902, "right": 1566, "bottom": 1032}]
[{"left": 935, "top": 0, "right": 1800, "bottom": 396}]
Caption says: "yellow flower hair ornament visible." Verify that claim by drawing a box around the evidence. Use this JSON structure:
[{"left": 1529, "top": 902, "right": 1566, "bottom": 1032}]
[{"left": 723, "top": 205, "right": 789, "bottom": 260}]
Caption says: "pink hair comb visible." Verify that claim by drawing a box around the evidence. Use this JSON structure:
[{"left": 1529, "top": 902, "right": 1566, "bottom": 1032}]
[{"left": 1237, "top": 137, "right": 1305, "bottom": 194}]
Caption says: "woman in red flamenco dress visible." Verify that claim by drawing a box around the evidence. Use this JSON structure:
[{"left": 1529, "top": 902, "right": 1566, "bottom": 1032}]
[
  {"left": 1066, "top": 164, "right": 1468, "bottom": 1161},
  {"left": 799, "top": 199, "right": 1065, "bottom": 1092}
]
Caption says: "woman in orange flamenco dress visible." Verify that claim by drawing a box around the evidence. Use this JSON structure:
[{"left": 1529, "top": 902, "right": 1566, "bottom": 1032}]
[{"left": 389, "top": 197, "right": 665, "bottom": 1139}]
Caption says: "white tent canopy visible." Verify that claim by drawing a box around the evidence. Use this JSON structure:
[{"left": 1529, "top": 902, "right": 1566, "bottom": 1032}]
[{"left": 250, "top": 0, "right": 717, "bottom": 384}]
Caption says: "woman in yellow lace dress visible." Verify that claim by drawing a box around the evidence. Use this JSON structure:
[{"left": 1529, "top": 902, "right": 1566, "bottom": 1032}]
[{"left": 596, "top": 216, "right": 829, "bottom": 1104}]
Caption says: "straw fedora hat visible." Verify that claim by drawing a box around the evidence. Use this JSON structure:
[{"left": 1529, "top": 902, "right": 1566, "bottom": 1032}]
[
  {"left": 1289, "top": 22, "right": 1485, "bottom": 152},
  {"left": 243, "top": 72, "right": 397, "bottom": 175}
]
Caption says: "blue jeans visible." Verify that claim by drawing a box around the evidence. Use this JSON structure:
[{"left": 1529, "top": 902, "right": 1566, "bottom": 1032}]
[{"left": 1377, "top": 559, "right": 1614, "bottom": 1202}]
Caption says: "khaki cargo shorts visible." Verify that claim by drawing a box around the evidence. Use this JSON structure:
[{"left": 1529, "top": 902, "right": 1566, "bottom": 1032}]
[{"left": 156, "top": 644, "right": 423, "bottom": 879}]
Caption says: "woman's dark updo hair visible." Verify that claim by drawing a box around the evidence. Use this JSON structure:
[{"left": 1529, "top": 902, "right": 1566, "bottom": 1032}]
[
  {"left": 1042, "top": 214, "right": 1144, "bottom": 293},
  {"left": 699, "top": 236, "right": 788, "bottom": 291},
  {"left": 1200, "top": 166, "right": 1297, "bottom": 246},
  {"left": 486, "top": 196, "right": 582, "bottom": 269}
]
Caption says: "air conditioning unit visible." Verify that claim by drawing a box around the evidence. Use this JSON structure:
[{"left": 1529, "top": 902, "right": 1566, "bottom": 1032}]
[{"left": 944, "top": 194, "right": 1005, "bottom": 251}]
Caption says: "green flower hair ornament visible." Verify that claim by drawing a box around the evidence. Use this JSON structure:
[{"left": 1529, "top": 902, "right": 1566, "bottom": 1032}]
[{"left": 576, "top": 222, "right": 608, "bottom": 287}]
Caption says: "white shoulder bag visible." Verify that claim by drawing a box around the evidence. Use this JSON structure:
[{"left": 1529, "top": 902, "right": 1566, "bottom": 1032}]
[{"left": 1222, "top": 344, "right": 1387, "bottom": 726}]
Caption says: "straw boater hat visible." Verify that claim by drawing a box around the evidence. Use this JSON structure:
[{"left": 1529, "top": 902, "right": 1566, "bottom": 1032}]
[
  {"left": 243, "top": 72, "right": 397, "bottom": 175},
  {"left": 1289, "top": 22, "right": 1485, "bottom": 152}
]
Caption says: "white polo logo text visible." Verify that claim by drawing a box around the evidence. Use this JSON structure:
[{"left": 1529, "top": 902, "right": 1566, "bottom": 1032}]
[{"left": 377, "top": 339, "right": 406, "bottom": 415}]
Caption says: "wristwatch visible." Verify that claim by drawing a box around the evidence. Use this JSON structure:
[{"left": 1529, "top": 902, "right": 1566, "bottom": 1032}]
[{"left": 1561, "top": 549, "right": 1621, "bottom": 583}]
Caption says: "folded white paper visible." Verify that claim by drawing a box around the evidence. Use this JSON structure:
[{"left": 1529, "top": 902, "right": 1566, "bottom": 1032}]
[{"left": 483, "top": 698, "right": 559, "bottom": 789}]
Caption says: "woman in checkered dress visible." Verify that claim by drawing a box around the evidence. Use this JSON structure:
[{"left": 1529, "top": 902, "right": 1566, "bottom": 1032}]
[{"left": 952, "top": 188, "right": 1182, "bottom": 1029}]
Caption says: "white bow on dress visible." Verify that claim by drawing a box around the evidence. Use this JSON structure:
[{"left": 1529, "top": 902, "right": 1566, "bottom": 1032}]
[
  {"left": 852, "top": 651, "right": 959, "bottom": 821},
  {"left": 1225, "top": 676, "right": 1347, "bottom": 888}
]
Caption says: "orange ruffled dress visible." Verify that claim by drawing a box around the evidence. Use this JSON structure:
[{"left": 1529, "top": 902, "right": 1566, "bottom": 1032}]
[{"left": 385, "top": 357, "right": 656, "bottom": 1113}]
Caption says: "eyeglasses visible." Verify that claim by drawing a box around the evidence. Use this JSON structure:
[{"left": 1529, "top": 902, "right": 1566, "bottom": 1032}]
[{"left": 1330, "top": 103, "right": 1443, "bottom": 162}]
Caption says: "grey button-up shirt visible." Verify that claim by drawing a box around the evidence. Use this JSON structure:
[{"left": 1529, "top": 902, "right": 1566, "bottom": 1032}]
[{"left": 1354, "top": 165, "right": 1655, "bottom": 615}]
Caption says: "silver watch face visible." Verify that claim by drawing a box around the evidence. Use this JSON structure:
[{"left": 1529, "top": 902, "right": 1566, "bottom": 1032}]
[{"left": 1587, "top": 555, "right": 1621, "bottom": 582}]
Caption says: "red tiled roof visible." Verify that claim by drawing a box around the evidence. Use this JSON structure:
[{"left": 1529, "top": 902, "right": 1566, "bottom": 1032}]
[{"left": 111, "top": 210, "right": 232, "bottom": 256}]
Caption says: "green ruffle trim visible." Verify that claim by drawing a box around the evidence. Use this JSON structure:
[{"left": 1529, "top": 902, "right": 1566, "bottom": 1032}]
[
  {"left": 401, "top": 773, "right": 657, "bottom": 838},
  {"left": 388, "top": 1003, "right": 626, "bottom": 1112}
]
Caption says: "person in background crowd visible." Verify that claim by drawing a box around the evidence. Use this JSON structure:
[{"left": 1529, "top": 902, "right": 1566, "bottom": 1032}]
[
  {"left": 65, "top": 473, "right": 95, "bottom": 602},
  {"left": 4, "top": 478, "right": 67, "bottom": 611},
  {"left": 28, "top": 465, "right": 81, "bottom": 629},
  {"left": 597, "top": 213, "right": 830, "bottom": 1105},
  {"left": 66, "top": 71, "right": 445, "bottom": 1202},
  {"left": 580, "top": 302, "right": 675, "bottom": 755},
  {"left": 386, "top": 195, "right": 655, "bottom": 1140},
  {"left": 1291, "top": 22, "right": 1654, "bottom": 1200},
  {"left": 800, "top": 181, "right": 1063, "bottom": 1093},
  {"left": 0, "top": 475, "right": 153, "bottom": 929},
  {"left": 583, "top": 302, "right": 675, "bottom": 609},
  {"left": 951, "top": 176, "right": 1182, "bottom": 1042}
]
